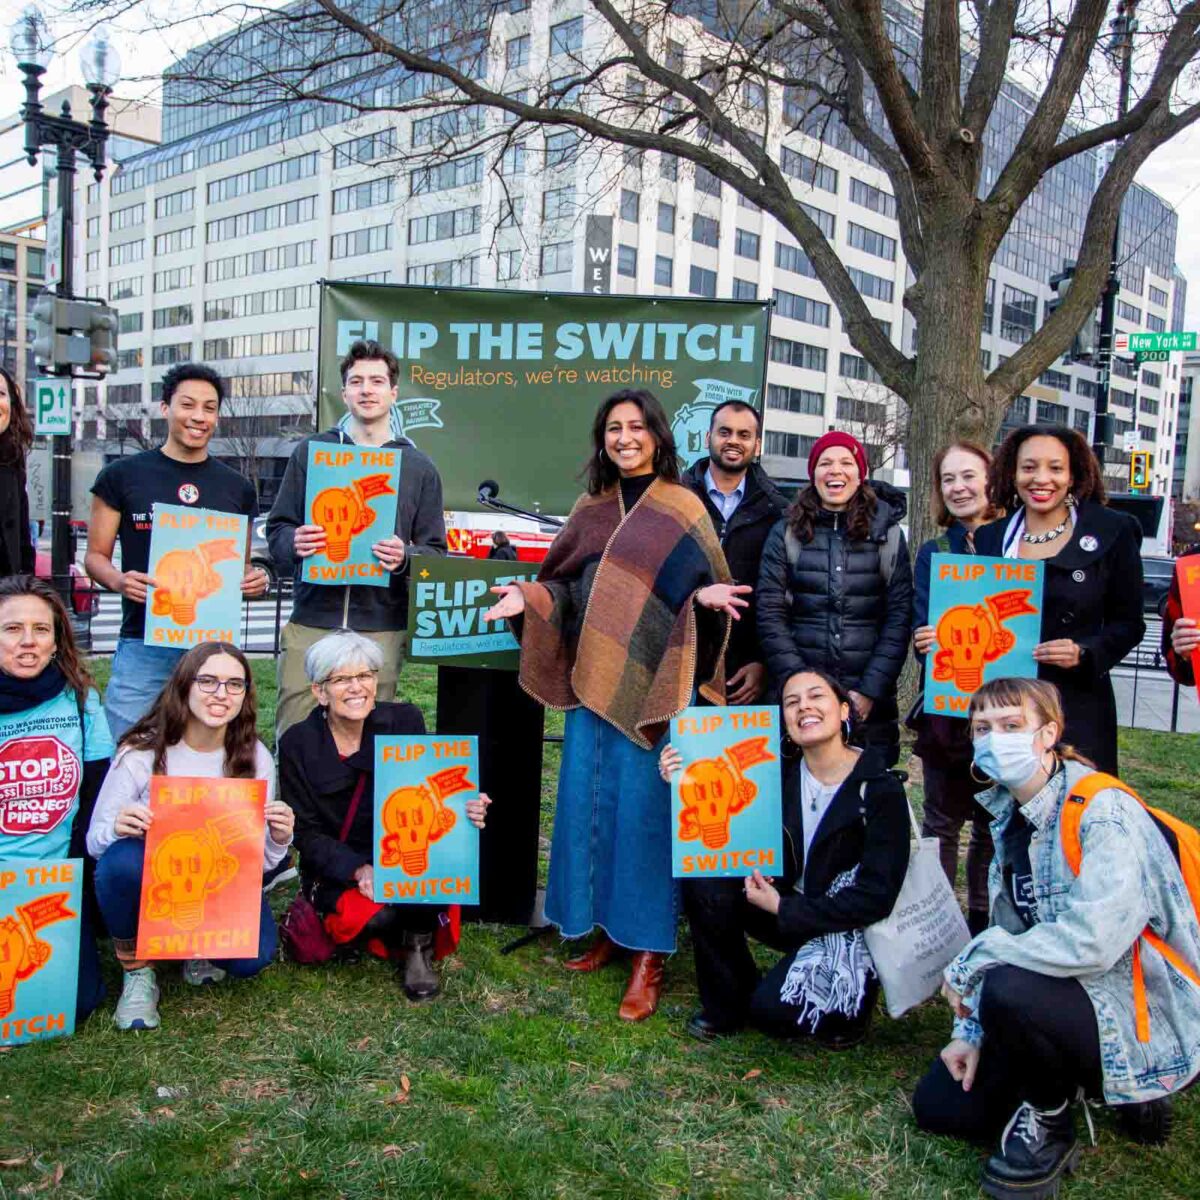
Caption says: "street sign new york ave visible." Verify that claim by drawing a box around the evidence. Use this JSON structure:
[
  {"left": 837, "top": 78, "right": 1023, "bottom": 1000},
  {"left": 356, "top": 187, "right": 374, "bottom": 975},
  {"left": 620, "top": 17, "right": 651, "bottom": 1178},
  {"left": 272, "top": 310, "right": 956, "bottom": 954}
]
[{"left": 1119, "top": 331, "right": 1198, "bottom": 352}]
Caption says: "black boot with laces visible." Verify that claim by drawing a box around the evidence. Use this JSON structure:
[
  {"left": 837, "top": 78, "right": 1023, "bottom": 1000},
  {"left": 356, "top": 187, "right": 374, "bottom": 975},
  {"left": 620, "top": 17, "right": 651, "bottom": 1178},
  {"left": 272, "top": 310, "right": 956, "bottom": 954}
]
[{"left": 981, "top": 1098, "right": 1079, "bottom": 1200}]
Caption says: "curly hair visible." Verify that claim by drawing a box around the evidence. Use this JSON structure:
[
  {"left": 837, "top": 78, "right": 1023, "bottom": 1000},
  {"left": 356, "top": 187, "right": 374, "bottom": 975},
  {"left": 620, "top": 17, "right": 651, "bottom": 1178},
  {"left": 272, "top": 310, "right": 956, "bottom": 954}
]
[
  {"left": 0, "top": 367, "right": 34, "bottom": 467},
  {"left": 583, "top": 389, "right": 680, "bottom": 495},
  {"left": 930, "top": 441, "right": 1002, "bottom": 528},
  {"left": 987, "top": 424, "right": 1106, "bottom": 512},
  {"left": 119, "top": 641, "right": 259, "bottom": 777},
  {"left": 786, "top": 481, "right": 878, "bottom": 544},
  {"left": 0, "top": 575, "right": 92, "bottom": 700}
]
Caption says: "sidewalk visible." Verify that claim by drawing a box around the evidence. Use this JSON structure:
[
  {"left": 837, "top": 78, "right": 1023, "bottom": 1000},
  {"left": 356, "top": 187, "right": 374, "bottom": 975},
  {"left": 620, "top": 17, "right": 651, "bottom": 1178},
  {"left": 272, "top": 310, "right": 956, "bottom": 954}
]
[{"left": 1113, "top": 667, "right": 1200, "bottom": 733}]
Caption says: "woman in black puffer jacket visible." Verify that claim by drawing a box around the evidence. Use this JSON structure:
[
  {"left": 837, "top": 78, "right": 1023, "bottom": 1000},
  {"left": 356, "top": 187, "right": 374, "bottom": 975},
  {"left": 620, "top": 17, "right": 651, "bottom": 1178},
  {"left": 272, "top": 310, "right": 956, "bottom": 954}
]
[{"left": 757, "top": 431, "right": 913, "bottom": 765}]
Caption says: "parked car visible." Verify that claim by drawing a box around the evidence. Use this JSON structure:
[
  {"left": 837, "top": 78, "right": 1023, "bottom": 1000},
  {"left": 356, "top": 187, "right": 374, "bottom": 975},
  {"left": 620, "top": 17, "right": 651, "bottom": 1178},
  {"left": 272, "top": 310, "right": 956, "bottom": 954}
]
[
  {"left": 1142, "top": 555, "right": 1175, "bottom": 618},
  {"left": 251, "top": 519, "right": 279, "bottom": 594}
]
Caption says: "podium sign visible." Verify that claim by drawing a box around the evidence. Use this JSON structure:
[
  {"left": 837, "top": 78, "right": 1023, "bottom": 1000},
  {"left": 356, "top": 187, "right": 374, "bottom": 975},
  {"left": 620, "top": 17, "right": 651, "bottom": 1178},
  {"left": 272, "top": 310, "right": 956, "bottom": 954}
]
[{"left": 408, "top": 556, "right": 536, "bottom": 670}]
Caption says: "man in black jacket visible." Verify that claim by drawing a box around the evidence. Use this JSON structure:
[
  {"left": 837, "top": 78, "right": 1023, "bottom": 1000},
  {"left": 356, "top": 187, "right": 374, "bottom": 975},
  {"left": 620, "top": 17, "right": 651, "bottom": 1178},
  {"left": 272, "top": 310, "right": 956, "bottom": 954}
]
[
  {"left": 266, "top": 340, "right": 447, "bottom": 738},
  {"left": 682, "top": 400, "right": 789, "bottom": 703}
]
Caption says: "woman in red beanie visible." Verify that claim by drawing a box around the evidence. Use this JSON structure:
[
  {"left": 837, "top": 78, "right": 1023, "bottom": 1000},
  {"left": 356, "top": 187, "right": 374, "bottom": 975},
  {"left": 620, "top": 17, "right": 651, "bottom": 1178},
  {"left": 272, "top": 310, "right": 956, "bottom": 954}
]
[{"left": 756, "top": 431, "right": 913, "bottom": 765}]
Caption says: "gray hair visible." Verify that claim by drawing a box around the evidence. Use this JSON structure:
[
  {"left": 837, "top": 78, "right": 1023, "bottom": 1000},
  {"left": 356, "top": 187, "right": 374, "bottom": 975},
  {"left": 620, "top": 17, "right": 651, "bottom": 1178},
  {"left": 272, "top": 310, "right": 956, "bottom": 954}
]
[{"left": 304, "top": 630, "right": 385, "bottom": 685}]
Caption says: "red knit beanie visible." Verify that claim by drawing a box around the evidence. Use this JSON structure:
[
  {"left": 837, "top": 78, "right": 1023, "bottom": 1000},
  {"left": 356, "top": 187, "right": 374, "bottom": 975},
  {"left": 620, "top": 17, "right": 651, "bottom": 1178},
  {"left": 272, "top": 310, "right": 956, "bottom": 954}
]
[{"left": 808, "top": 430, "right": 868, "bottom": 481}]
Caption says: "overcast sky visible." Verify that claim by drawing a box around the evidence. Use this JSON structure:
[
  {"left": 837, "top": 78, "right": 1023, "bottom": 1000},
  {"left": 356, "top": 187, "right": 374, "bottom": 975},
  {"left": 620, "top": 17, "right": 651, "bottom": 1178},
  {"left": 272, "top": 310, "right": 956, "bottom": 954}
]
[{"left": 2, "top": 25, "right": 1197, "bottom": 333}]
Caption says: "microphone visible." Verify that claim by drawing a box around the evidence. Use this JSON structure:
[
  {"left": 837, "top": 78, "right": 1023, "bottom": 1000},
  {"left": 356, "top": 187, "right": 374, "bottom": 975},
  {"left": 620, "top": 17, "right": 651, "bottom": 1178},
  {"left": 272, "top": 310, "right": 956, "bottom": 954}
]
[{"left": 478, "top": 479, "right": 500, "bottom": 503}]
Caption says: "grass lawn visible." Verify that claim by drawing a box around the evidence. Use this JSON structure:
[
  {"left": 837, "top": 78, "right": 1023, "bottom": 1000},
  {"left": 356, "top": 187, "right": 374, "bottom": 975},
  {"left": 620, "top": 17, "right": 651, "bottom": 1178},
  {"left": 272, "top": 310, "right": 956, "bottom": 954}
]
[{"left": 2, "top": 662, "right": 1199, "bottom": 1198}]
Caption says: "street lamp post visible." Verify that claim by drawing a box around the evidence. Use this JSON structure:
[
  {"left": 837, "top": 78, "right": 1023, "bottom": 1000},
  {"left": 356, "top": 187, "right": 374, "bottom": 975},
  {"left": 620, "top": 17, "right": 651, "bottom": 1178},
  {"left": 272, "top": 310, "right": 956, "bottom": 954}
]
[{"left": 10, "top": 7, "right": 120, "bottom": 594}]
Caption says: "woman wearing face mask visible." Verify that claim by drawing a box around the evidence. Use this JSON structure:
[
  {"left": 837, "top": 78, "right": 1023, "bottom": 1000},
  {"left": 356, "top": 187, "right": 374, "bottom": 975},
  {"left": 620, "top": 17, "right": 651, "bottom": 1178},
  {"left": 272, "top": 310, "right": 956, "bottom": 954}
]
[
  {"left": 0, "top": 576, "right": 113, "bottom": 1029},
  {"left": 484, "top": 389, "right": 745, "bottom": 1022},
  {"left": 973, "top": 426, "right": 1143, "bottom": 774},
  {"left": 0, "top": 368, "right": 35, "bottom": 578},
  {"left": 910, "top": 442, "right": 1000, "bottom": 935},
  {"left": 913, "top": 677, "right": 1200, "bottom": 1200},
  {"left": 757, "top": 431, "right": 913, "bottom": 766},
  {"left": 88, "top": 643, "right": 294, "bottom": 1032},
  {"left": 660, "top": 669, "right": 909, "bottom": 1044}
]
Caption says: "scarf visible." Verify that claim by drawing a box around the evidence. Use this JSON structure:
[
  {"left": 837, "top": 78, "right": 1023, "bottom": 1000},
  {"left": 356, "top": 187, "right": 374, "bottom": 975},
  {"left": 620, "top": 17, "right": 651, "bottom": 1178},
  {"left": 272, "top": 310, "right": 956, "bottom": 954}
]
[
  {"left": 0, "top": 663, "right": 69, "bottom": 715},
  {"left": 779, "top": 866, "right": 875, "bottom": 1030},
  {"left": 514, "top": 478, "right": 731, "bottom": 749}
]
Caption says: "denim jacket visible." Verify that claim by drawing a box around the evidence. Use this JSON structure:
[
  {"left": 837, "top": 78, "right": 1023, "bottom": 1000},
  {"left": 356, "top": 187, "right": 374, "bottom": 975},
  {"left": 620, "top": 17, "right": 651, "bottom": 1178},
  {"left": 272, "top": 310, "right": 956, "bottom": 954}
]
[{"left": 944, "top": 758, "right": 1200, "bottom": 1105}]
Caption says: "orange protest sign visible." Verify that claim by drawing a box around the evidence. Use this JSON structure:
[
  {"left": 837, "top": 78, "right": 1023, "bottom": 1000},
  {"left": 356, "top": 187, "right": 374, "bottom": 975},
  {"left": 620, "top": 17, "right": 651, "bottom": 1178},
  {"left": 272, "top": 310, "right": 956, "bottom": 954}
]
[
  {"left": 1175, "top": 554, "right": 1200, "bottom": 693},
  {"left": 135, "top": 776, "right": 266, "bottom": 960}
]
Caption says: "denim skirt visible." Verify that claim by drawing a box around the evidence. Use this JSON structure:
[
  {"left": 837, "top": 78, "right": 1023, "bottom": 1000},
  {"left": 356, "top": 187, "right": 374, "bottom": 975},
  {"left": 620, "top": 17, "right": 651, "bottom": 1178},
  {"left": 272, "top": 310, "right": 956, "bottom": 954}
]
[{"left": 544, "top": 705, "right": 678, "bottom": 954}]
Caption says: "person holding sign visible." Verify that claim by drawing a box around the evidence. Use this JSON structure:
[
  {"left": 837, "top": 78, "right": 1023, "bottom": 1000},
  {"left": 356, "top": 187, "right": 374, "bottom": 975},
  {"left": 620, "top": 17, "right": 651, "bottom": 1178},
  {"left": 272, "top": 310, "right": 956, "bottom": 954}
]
[
  {"left": 913, "top": 677, "right": 1200, "bottom": 1196},
  {"left": 485, "top": 389, "right": 747, "bottom": 1023},
  {"left": 1161, "top": 551, "right": 1200, "bottom": 686},
  {"left": 660, "top": 670, "right": 908, "bottom": 1043},
  {"left": 266, "top": 341, "right": 447, "bottom": 740},
  {"left": 0, "top": 368, "right": 35, "bottom": 578},
  {"left": 279, "top": 632, "right": 490, "bottom": 1000},
  {"left": 0, "top": 575, "right": 113, "bottom": 1030},
  {"left": 910, "top": 441, "right": 1000, "bottom": 936},
  {"left": 88, "top": 643, "right": 292, "bottom": 1031},
  {"left": 973, "top": 426, "right": 1144, "bottom": 774},
  {"left": 756, "top": 431, "right": 913, "bottom": 766},
  {"left": 85, "top": 364, "right": 268, "bottom": 742}
]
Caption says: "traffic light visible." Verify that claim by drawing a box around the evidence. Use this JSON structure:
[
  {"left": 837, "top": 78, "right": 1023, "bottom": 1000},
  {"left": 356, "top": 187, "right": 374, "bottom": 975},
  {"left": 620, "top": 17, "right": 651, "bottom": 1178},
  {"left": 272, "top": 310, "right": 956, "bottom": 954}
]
[
  {"left": 1046, "top": 264, "right": 1097, "bottom": 362},
  {"left": 1130, "top": 450, "right": 1151, "bottom": 490},
  {"left": 27, "top": 290, "right": 119, "bottom": 375}
]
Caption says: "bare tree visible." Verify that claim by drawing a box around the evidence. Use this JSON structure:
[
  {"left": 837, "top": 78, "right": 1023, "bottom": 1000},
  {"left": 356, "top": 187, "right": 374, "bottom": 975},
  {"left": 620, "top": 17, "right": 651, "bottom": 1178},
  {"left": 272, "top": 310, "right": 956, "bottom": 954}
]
[
  {"left": 70, "top": 0, "right": 1200, "bottom": 545},
  {"left": 215, "top": 393, "right": 314, "bottom": 501}
]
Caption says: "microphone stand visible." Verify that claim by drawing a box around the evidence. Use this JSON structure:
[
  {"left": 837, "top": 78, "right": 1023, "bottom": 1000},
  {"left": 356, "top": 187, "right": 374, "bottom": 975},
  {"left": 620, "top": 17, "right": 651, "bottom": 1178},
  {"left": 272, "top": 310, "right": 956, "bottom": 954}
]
[{"left": 476, "top": 492, "right": 565, "bottom": 529}]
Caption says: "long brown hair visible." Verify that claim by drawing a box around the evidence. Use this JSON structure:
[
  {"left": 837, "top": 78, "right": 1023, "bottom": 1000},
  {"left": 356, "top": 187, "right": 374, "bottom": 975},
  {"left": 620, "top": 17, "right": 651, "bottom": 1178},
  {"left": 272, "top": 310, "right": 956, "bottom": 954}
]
[
  {"left": 120, "top": 641, "right": 259, "bottom": 777},
  {"left": 786, "top": 481, "right": 878, "bottom": 544},
  {"left": 583, "top": 389, "right": 680, "bottom": 495},
  {"left": 0, "top": 575, "right": 92, "bottom": 700},
  {"left": 968, "top": 677, "right": 1095, "bottom": 768},
  {"left": 930, "top": 441, "right": 1001, "bottom": 528},
  {"left": 987, "top": 424, "right": 1106, "bottom": 512},
  {"left": 0, "top": 367, "right": 34, "bottom": 467}
]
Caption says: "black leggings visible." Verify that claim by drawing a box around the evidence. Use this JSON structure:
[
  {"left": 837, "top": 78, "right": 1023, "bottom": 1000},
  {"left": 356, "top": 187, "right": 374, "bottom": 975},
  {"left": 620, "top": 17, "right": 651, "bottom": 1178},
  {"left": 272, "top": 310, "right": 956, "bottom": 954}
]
[{"left": 913, "top": 965, "right": 1103, "bottom": 1142}]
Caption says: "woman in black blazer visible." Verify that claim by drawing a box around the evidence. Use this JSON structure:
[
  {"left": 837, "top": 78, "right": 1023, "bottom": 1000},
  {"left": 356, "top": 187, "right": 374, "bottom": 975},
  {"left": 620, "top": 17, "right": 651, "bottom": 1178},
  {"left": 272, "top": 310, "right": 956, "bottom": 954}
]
[
  {"left": 279, "top": 630, "right": 489, "bottom": 1000},
  {"left": 661, "top": 668, "right": 909, "bottom": 1046},
  {"left": 973, "top": 425, "right": 1144, "bottom": 774}
]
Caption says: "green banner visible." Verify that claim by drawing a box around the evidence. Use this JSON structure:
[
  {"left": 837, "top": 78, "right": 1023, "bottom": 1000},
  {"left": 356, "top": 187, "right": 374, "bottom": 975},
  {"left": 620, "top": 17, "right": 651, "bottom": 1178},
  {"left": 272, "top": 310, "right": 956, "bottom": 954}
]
[
  {"left": 408, "top": 555, "right": 536, "bottom": 670},
  {"left": 318, "top": 283, "right": 771, "bottom": 513}
]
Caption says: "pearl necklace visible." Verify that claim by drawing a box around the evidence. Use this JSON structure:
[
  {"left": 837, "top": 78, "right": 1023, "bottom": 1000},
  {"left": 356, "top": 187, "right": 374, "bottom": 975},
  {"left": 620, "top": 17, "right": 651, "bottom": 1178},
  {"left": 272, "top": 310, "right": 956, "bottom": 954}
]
[{"left": 1022, "top": 516, "right": 1069, "bottom": 545}]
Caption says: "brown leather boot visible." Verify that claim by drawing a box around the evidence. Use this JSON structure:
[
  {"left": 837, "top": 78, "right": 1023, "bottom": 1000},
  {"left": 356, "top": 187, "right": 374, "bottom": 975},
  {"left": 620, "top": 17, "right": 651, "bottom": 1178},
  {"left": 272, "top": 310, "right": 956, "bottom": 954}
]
[
  {"left": 564, "top": 933, "right": 616, "bottom": 973},
  {"left": 618, "top": 952, "right": 665, "bottom": 1022}
]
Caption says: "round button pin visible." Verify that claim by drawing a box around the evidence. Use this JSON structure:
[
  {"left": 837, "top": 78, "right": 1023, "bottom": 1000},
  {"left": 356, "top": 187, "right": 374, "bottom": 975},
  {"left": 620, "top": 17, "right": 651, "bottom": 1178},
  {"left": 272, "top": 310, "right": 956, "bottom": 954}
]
[
  {"left": 1079, "top": 535, "right": 1099, "bottom": 552},
  {"left": 1072, "top": 570, "right": 1086, "bottom": 583}
]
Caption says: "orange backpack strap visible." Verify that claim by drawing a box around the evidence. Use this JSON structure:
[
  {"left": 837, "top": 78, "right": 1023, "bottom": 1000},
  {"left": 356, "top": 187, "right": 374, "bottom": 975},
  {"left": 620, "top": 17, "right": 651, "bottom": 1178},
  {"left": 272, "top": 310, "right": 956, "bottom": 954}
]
[{"left": 1061, "top": 772, "right": 1129, "bottom": 877}]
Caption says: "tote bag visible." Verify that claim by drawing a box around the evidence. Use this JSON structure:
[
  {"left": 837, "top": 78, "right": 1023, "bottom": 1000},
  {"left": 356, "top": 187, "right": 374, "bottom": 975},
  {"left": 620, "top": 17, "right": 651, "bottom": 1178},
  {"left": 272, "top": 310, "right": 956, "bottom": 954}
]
[{"left": 864, "top": 793, "right": 971, "bottom": 1019}]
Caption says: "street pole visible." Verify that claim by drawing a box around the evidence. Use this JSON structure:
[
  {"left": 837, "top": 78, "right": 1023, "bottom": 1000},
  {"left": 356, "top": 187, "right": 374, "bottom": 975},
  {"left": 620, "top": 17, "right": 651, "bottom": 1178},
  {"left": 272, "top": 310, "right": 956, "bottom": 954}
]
[
  {"left": 50, "top": 138, "right": 75, "bottom": 591},
  {"left": 1093, "top": 0, "right": 1138, "bottom": 472}
]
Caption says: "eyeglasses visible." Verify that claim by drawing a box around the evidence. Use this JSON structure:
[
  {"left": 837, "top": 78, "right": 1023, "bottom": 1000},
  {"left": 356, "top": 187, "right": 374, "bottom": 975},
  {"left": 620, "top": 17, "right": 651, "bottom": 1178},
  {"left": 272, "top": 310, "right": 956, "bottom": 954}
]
[
  {"left": 323, "top": 669, "right": 379, "bottom": 690},
  {"left": 194, "top": 675, "right": 247, "bottom": 696}
]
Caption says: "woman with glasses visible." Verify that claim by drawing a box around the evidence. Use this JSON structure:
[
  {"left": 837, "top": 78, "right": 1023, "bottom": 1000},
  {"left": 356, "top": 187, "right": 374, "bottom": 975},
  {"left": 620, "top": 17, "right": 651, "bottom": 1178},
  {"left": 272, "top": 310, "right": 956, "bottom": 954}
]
[
  {"left": 279, "top": 630, "right": 490, "bottom": 1000},
  {"left": 88, "top": 642, "right": 293, "bottom": 1031}
]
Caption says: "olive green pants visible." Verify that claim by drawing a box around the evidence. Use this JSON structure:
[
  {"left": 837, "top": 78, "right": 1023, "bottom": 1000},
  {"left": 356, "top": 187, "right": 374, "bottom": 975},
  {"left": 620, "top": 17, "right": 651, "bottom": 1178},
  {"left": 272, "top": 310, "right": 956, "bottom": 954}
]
[{"left": 275, "top": 622, "right": 407, "bottom": 743}]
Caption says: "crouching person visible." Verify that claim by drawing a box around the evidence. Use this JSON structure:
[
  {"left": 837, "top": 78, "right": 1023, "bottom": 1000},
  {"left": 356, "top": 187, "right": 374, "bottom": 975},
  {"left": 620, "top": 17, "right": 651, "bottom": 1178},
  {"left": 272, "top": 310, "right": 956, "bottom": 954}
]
[
  {"left": 279, "top": 631, "right": 489, "bottom": 1000},
  {"left": 661, "top": 669, "right": 909, "bottom": 1046},
  {"left": 88, "top": 643, "right": 292, "bottom": 1031},
  {"left": 913, "top": 677, "right": 1200, "bottom": 1200}
]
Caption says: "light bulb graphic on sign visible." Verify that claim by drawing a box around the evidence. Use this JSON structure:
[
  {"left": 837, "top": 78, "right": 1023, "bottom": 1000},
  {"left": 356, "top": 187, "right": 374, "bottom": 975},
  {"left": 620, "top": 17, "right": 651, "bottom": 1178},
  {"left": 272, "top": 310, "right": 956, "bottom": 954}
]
[
  {"left": 311, "top": 474, "right": 396, "bottom": 563},
  {"left": 151, "top": 539, "right": 240, "bottom": 626},
  {"left": 379, "top": 767, "right": 470, "bottom": 876},
  {"left": 145, "top": 825, "right": 239, "bottom": 930},
  {"left": 678, "top": 737, "right": 776, "bottom": 850}
]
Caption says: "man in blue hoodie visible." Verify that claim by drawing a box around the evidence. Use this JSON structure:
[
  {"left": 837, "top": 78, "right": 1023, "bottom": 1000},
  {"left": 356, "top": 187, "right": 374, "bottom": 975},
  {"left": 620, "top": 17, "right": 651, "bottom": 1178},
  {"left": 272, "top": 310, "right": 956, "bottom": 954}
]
[{"left": 266, "top": 340, "right": 446, "bottom": 738}]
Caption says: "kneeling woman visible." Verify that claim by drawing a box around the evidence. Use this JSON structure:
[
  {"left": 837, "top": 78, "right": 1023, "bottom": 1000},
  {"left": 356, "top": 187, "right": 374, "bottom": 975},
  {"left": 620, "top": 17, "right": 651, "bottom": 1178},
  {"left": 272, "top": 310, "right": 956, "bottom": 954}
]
[
  {"left": 279, "top": 631, "right": 490, "bottom": 1000},
  {"left": 913, "top": 678, "right": 1200, "bottom": 1200},
  {"left": 661, "top": 669, "right": 908, "bottom": 1044},
  {"left": 88, "top": 642, "right": 294, "bottom": 1031}
]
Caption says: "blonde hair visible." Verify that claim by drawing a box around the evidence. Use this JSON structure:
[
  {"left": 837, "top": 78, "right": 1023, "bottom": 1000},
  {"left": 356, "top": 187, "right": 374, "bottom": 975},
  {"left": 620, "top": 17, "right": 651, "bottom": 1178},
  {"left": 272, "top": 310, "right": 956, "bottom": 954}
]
[{"left": 968, "top": 677, "right": 1095, "bottom": 767}]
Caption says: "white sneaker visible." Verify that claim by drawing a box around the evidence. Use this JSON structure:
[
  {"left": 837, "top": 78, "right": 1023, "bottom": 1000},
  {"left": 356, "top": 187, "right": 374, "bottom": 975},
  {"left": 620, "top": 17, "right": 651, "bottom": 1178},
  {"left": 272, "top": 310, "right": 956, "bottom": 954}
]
[
  {"left": 182, "top": 959, "right": 226, "bottom": 986},
  {"left": 114, "top": 966, "right": 160, "bottom": 1031}
]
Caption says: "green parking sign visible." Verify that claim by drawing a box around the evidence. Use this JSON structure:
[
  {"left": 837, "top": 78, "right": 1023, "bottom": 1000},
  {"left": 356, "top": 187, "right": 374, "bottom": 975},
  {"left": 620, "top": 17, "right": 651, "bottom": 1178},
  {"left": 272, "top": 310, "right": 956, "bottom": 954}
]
[{"left": 33, "top": 377, "right": 71, "bottom": 436}]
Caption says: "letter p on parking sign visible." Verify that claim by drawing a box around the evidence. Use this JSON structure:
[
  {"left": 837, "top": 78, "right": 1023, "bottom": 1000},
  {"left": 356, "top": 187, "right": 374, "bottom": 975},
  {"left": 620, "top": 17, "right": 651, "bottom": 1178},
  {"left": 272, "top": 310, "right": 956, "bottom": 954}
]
[{"left": 33, "top": 379, "right": 71, "bottom": 436}]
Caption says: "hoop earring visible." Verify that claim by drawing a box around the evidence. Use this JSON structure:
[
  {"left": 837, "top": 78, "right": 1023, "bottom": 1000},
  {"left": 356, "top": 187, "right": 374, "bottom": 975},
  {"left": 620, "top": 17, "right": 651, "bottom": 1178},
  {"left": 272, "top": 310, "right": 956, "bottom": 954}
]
[
  {"left": 841, "top": 718, "right": 852, "bottom": 742},
  {"left": 970, "top": 761, "right": 992, "bottom": 785}
]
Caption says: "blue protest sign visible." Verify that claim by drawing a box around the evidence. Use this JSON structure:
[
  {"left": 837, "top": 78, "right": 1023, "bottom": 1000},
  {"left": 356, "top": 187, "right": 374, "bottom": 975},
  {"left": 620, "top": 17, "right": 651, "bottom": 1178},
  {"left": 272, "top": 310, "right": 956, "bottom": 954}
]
[
  {"left": 0, "top": 857, "right": 82, "bottom": 1046},
  {"left": 144, "top": 503, "right": 248, "bottom": 648},
  {"left": 373, "top": 736, "right": 480, "bottom": 904},
  {"left": 923, "top": 553, "right": 1045, "bottom": 715},
  {"left": 303, "top": 443, "right": 400, "bottom": 588},
  {"left": 670, "top": 706, "right": 782, "bottom": 879}
]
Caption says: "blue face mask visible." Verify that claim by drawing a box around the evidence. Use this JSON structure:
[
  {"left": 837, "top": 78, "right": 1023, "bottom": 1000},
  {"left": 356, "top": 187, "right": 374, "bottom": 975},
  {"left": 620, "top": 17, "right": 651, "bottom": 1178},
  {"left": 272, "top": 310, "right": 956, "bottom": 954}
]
[{"left": 973, "top": 730, "right": 1045, "bottom": 790}]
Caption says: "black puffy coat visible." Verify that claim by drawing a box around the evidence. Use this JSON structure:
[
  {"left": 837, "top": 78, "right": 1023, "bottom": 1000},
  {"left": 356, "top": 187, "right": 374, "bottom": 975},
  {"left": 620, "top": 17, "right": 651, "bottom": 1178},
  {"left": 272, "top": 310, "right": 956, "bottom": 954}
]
[
  {"left": 756, "top": 484, "right": 913, "bottom": 761},
  {"left": 681, "top": 458, "right": 790, "bottom": 675},
  {"left": 973, "top": 501, "right": 1144, "bottom": 774}
]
